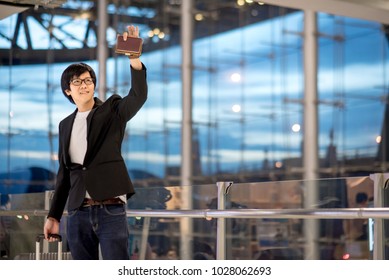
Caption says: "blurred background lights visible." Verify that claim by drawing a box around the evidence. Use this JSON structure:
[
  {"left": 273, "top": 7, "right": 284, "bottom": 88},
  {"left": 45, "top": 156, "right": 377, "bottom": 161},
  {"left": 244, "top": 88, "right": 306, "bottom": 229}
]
[
  {"left": 232, "top": 104, "right": 241, "bottom": 113},
  {"left": 148, "top": 27, "right": 169, "bottom": 42},
  {"left": 153, "top": 28, "right": 160, "bottom": 35},
  {"left": 195, "top": 13, "right": 204, "bottom": 21},
  {"left": 292, "top": 123, "right": 301, "bottom": 132},
  {"left": 230, "top": 72, "right": 241, "bottom": 83},
  {"left": 275, "top": 161, "right": 283, "bottom": 168},
  {"left": 376, "top": 135, "right": 382, "bottom": 144}
]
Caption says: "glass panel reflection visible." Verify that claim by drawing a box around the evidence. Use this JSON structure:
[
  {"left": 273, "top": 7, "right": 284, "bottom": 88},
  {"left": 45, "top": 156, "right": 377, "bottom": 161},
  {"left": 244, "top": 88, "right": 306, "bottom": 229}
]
[{"left": 0, "top": 176, "right": 378, "bottom": 260}]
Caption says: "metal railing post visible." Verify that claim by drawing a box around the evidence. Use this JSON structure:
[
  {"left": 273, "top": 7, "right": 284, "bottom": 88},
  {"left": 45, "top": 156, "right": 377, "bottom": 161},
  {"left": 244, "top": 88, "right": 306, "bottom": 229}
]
[
  {"left": 216, "top": 181, "right": 233, "bottom": 260},
  {"left": 370, "top": 173, "right": 389, "bottom": 259}
]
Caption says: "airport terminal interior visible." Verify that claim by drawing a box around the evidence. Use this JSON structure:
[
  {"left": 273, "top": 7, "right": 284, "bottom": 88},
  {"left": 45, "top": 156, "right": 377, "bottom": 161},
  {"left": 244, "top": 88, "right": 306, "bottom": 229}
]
[{"left": 1, "top": 0, "right": 389, "bottom": 260}]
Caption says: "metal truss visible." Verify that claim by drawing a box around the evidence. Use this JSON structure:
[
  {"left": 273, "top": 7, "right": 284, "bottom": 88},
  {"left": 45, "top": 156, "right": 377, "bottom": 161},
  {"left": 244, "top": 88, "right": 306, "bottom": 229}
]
[{"left": 0, "top": 0, "right": 292, "bottom": 65}]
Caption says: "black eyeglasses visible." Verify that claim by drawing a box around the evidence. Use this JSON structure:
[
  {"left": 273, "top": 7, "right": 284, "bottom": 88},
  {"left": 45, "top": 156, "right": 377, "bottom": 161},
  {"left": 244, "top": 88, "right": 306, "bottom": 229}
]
[{"left": 70, "top": 77, "right": 94, "bottom": 86}]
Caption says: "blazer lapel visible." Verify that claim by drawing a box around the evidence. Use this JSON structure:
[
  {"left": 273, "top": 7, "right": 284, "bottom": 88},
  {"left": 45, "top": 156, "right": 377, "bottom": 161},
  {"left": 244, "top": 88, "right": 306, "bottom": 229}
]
[
  {"left": 86, "top": 97, "right": 103, "bottom": 138},
  {"left": 84, "top": 97, "right": 102, "bottom": 166}
]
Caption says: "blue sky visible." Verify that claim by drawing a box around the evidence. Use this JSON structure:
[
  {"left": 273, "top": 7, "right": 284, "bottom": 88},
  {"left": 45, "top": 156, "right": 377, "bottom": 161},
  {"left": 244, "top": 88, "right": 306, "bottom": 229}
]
[{"left": 0, "top": 10, "right": 388, "bottom": 177}]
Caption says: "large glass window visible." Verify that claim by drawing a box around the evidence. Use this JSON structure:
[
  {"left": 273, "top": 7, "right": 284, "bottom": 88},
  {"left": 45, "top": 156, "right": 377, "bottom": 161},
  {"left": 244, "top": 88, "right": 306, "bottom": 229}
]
[{"left": 0, "top": 4, "right": 388, "bottom": 191}]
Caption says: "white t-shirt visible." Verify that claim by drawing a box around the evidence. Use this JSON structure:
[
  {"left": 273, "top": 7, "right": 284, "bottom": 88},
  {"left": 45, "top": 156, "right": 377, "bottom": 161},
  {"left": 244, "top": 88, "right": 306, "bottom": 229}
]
[{"left": 69, "top": 110, "right": 90, "bottom": 165}]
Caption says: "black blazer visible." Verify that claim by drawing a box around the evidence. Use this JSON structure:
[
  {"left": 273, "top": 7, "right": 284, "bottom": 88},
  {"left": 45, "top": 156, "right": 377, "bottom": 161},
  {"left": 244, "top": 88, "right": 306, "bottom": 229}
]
[{"left": 48, "top": 65, "right": 147, "bottom": 222}]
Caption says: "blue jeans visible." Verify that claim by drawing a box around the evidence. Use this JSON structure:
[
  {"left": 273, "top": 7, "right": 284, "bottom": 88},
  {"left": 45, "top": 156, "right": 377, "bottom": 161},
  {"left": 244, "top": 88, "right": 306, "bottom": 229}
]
[{"left": 67, "top": 204, "right": 130, "bottom": 260}]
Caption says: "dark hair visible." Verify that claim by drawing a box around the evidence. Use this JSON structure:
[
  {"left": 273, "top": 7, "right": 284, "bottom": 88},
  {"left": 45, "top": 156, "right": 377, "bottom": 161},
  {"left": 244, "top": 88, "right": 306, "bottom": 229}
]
[
  {"left": 356, "top": 192, "right": 368, "bottom": 204},
  {"left": 60, "top": 62, "right": 96, "bottom": 104}
]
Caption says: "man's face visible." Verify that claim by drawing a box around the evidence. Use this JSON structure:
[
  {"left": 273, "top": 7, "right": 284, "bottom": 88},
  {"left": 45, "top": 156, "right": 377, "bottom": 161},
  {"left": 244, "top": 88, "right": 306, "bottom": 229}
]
[{"left": 65, "top": 71, "right": 95, "bottom": 111}]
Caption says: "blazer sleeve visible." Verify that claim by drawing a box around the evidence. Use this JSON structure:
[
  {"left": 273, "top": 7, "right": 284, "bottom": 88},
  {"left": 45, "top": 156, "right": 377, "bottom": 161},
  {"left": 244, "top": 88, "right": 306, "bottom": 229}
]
[
  {"left": 48, "top": 123, "right": 71, "bottom": 222},
  {"left": 115, "top": 63, "right": 148, "bottom": 122}
]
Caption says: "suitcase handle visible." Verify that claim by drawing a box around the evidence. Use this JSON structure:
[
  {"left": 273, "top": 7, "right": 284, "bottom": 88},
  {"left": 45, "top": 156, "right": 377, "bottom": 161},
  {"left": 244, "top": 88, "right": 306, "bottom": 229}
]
[
  {"left": 36, "top": 234, "right": 63, "bottom": 260},
  {"left": 36, "top": 233, "right": 62, "bottom": 242}
]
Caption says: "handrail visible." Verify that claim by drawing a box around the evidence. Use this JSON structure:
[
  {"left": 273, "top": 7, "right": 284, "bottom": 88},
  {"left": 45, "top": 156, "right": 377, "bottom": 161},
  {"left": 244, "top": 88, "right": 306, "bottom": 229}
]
[
  {"left": 2, "top": 175, "right": 388, "bottom": 260},
  {"left": 1, "top": 207, "right": 388, "bottom": 219}
]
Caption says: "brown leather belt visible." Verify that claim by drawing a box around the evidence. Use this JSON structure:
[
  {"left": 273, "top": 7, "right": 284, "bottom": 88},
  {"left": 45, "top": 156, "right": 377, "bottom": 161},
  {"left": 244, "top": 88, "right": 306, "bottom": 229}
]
[{"left": 82, "top": 197, "right": 124, "bottom": 207}]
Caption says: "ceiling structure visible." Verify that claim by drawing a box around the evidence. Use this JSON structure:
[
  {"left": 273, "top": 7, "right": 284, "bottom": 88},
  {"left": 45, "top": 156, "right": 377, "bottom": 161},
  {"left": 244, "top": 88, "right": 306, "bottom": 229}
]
[
  {"left": 0, "top": 0, "right": 66, "bottom": 18},
  {"left": 1, "top": 0, "right": 389, "bottom": 65},
  {"left": 0, "top": 0, "right": 298, "bottom": 65}
]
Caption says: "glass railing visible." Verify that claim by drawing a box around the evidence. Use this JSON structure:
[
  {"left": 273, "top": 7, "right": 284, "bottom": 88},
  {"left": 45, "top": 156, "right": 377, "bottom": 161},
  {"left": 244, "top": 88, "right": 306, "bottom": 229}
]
[{"left": 1, "top": 175, "right": 385, "bottom": 260}]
